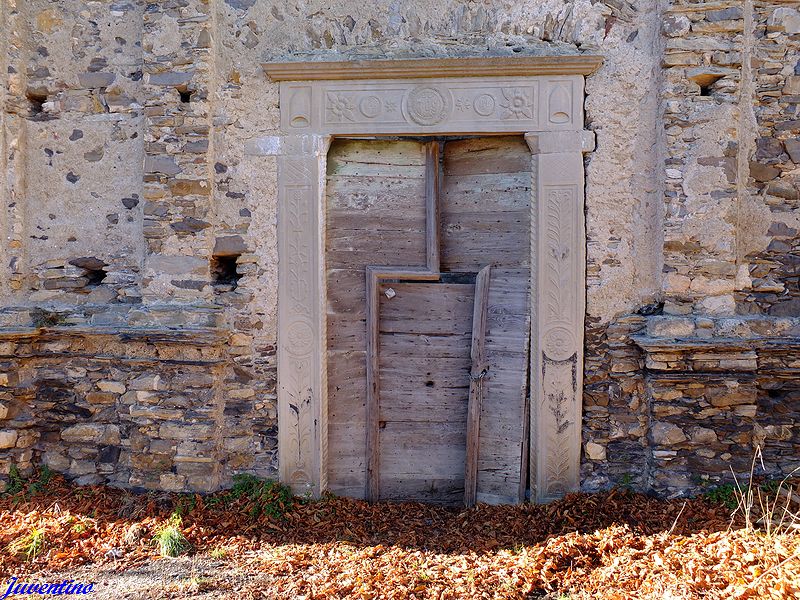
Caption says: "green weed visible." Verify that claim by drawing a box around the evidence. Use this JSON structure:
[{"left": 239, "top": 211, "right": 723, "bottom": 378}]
[
  {"left": 173, "top": 494, "right": 197, "bottom": 517},
  {"left": 228, "top": 474, "right": 294, "bottom": 520},
  {"left": 9, "top": 527, "right": 45, "bottom": 561},
  {"left": 26, "top": 465, "right": 54, "bottom": 497},
  {"left": 3, "top": 465, "right": 55, "bottom": 499},
  {"left": 153, "top": 514, "right": 191, "bottom": 558},
  {"left": 703, "top": 483, "right": 738, "bottom": 510},
  {"left": 4, "top": 465, "right": 25, "bottom": 496}
]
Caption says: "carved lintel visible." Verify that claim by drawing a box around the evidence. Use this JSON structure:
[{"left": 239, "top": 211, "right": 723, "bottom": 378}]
[
  {"left": 527, "top": 131, "right": 589, "bottom": 503},
  {"left": 280, "top": 76, "right": 586, "bottom": 135}
]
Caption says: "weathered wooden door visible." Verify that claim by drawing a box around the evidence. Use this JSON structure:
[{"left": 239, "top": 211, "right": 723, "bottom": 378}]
[
  {"left": 378, "top": 279, "right": 475, "bottom": 503},
  {"left": 326, "top": 136, "right": 531, "bottom": 505}
]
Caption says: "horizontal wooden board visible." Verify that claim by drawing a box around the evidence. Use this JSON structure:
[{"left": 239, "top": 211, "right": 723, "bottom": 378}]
[
  {"left": 379, "top": 421, "right": 467, "bottom": 474},
  {"left": 327, "top": 139, "right": 427, "bottom": 176},
  {"left": 441, "top": 138, "right": 531, "bottom": 273},
  {"left": 327, "top": 421, "right": 367, "bottom": 497},
  {"left": 379, "top": 396, "right": 469, "bottom": 423},
  {"left": 443, "top": 173, "right": 530, "bottom": 211},
  {"left": 328, "top": 214, "right": 427, "bottom": 233},
  {"left": 326, "top": 313, "right": 366, "bottom": 352},
  {"left": 327, "top": 177, "right": 427, "bottom": 214},
  {"left": 327, "top": 230, "right": 427, "bottom": 269},
  {"left": 441, "top": 211, "right": 530, "bottom": 233},
  {"left": 327, "top": 350, "right": 366, "bottom": 424},
  {"left": 327, "top": 269, "right": 367, "bottom": 316},
  {"left": 378, "top": 332, "right": 473, "bottom": 359},
  {"left": 443, "top": 136, "right": 531, "bottom": 176},
  {"left": 440, "top": 237, "right": 530, "bottom": 271},
  {"left": 379, "top": 477, "right": 464, "bottom": 504},
  {"left": 379, "top": 283, "right": 475, "bottom": 335}
]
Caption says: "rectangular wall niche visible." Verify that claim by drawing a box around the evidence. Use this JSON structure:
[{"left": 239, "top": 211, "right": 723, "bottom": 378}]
[
  {"left": 266, "top": 55, "right": 601, "bottom": 503},
  {"left": 326, "top": 136, "right": 531, "bottom": 504}
]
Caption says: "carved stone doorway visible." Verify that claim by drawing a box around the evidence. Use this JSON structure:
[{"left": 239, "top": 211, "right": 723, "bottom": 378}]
[{"left": 262, "top": 55, "right": 601, "bottom": 502}]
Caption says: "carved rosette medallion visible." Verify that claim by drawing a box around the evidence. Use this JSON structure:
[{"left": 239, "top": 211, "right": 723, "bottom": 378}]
[
  {"left": 542, "top": 325, "right": 576, "bottom": 361},
  {"left": 286, "top": 320, "right": 315, "bottom": 355},
  {"left": 473, "top": 93, "right": 496, "bottom": 116},
  {"left": 359, "top": 95, "right": 382, "bottom": 118},
  {"left": 500, "top": 87, "right": 533, "bottom": 119},
  {"left": 405, "top": 85, "right": 452, "bottom": 126},
  {"left": 326, "top": 92, "right": 355, "bottom": 122}
]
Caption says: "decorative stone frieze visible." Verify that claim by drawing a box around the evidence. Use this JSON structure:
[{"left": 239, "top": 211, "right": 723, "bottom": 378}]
[{"left": 271, "top": 78, "right": 586, "bottom": 137}]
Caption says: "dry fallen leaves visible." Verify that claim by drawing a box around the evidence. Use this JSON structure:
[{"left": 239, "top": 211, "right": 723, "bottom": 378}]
[{"left": 0, "top": 475, "right": 797, "bottom": 599}]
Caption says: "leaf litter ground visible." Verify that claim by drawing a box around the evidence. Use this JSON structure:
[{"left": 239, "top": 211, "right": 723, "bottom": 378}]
[{"left": 0, "top": 473, "right": 797, "bottom": 599}]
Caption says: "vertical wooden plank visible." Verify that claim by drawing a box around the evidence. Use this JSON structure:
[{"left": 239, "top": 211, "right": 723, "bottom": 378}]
[
  {"left": 464, "top": 265, "right": 491, "bottom": 507},
  {"left": 365, "top": 268, "right": 380, "bottom": 503},
  {"left": 425, "top": 141, "right": 442, "bottom": 272},
  {"left": 519, "top": 340, "right": 532, "bottom": 502}
]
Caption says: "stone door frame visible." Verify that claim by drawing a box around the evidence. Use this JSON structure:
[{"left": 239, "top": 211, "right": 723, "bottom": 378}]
[{"left": 261, "top": 55, "right": 602, "bottom": 502}]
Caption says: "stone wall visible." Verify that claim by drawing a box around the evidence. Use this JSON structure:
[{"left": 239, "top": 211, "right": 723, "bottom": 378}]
[
  {"left": 582, "top": 0, "right": 800, "bottom": 497},
  {"left": 0, "top": 0, "right": 798, "bottom": 499},
  {"left": 0, "top": 306, "right": 277, "bottom": 491}
]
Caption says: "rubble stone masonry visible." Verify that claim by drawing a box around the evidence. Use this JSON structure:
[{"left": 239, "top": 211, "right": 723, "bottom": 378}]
[{"left": 0, "top": 0, "right": 798, "bottom": 498}]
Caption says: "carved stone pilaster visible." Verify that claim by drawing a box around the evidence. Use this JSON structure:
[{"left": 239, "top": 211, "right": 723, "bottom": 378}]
[
  {"left": 277, "top": 134, "right": 331, "bottom": 497},
  {"left": 526, "top": 130, "right": 594, "bottom": 503}
]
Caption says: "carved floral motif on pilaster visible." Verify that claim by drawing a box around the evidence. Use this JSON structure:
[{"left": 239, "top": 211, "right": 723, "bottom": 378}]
[{"left": 537, "top": 184, "right": 582, "bottom": 500}]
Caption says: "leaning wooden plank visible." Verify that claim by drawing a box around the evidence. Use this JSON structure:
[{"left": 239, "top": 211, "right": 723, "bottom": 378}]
[
  {"left": 476, "top": 269, "right": 531, "bottom": 504},
  {"left": 520, "top": 347, "right": 532, "bottom": 503},
  {"left": 464, "top": 265, "right": 491, "bottom": 508},
  {"left": 365, "top": 269, "right": 381, "bottom": 503},
  {"left": 365, "top": 267, "right": 439, "bottom": 502}
]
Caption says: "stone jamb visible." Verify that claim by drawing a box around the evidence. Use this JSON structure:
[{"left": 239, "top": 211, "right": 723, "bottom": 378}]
[{"left": 265, "top": 55, "right": 601, "bottom": 501}]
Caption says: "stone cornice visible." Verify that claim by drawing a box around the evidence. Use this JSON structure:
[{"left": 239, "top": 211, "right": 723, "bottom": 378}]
[
  {"left": 632, "top": 335, "right": 800, "bottom": 352},
  {"left": 632, "top": 335, "right": 800, "bottom": 374},
  {"left": 263, "top": 55, "right": 604, "bottom": 81}
]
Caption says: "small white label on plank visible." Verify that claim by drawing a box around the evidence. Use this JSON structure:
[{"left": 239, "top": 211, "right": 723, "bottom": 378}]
[{"left": 384, "top": 287, "right": 396, "bottom": 299}]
